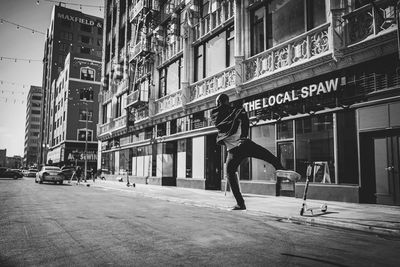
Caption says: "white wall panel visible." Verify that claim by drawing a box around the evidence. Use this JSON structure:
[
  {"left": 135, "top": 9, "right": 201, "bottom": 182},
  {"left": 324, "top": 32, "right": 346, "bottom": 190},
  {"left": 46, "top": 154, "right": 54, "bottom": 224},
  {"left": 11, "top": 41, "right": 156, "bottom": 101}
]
[
  {"left": 192, "top": 136, "right": 205, "bottom": 179},
  {"left": 177, "top": 152, "right": 186, "bottom": 178}
]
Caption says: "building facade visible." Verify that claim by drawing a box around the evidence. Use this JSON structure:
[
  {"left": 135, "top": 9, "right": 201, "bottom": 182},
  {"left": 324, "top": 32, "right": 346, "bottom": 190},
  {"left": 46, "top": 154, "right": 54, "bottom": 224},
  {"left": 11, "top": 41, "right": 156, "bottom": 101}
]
[
  {"left": 5, "top": 156, "right": 23, "bottom": 169},
  {"left": 39, "top": 5, "right": 103, "bottom": 166},
  {"left": 0, "top": 149, "right": 6, "bottom": 167},
  {"left": 45, "top": 53, "right": 102, "bottom": 171},
  {"left": 98, "top": 0, "right": 400, "bottom": 205},
  {"left": 24, "top": 86, "right": 42, "bottom": 168}
]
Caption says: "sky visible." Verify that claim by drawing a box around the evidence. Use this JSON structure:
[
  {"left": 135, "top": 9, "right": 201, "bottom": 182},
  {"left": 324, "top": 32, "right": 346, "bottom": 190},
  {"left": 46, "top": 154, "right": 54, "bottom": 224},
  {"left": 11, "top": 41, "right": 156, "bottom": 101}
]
[{"left": 0, "top": 0, "right": 103, "bottom": 157}]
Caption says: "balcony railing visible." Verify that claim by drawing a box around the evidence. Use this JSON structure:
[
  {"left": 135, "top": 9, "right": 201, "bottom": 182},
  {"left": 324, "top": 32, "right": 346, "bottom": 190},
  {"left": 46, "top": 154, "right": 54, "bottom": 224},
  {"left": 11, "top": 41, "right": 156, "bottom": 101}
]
[
  {"left": 98, "top": 120, "right": 114, "bottom": 136},
  {"left": 102, "top": 89, "right": 113, "bottom": 103},
  {"left": 129, "top": 40, "right": 150, "bottom": 62},
  {"left": 343, "top": 0, "right": 396, "bottom": 46},
  {"left": 135, "top": 107, "right": 149, "bottom": 122},
  {"left": 189, "top": 66, "right": 236, "bottom": 102},
  {"left": 155, "top": 89, "right": 182, "bottom": 114},
  {"left": 193, "top": 0, "right": 234, "bottom": 41},
  {"left": 126, "top": 89, "right": 149, "bottom": 108},
  {"left": 116, "top": 78, "right": 129, "bottom": 95},
  {"left": 114, "top": 115, "right": 127, "bottom": 129},
  {"left": 244, "top": 23, "right": 331, "bottom": 82},
  {"left": 158, "top": 36, "right": 183, "bottom": 66},
  {"left": 98, "top": 115, "right": 127, "bottom": 137}
]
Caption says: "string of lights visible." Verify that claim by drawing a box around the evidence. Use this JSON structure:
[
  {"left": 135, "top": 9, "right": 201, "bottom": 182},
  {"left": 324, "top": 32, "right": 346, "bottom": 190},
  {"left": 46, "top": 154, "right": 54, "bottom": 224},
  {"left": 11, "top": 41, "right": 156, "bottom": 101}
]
[
  {"left": 36, "top": 0, "right": 104, "bottom": 10},
  {"left": 0, "top": 96, "right": 25, "bottom": 105},
  {"left": 0, "top": 16, "right": 46, "bottom": 35},
  {"left": 0, "top": 89, "right": 26, "bottom": 95},
  {"left": 0, "top": 56, "right": 42, "bottom": 63},
  {"left": 0, "top": 80, "right": 38, "bottom": 88}
]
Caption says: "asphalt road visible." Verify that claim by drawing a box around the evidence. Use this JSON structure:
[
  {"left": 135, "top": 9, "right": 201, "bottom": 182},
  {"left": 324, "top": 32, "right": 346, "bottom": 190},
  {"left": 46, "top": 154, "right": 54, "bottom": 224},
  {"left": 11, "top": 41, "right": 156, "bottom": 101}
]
[{"left": 1, "top": 178, "right": 400, "bottom": 267}]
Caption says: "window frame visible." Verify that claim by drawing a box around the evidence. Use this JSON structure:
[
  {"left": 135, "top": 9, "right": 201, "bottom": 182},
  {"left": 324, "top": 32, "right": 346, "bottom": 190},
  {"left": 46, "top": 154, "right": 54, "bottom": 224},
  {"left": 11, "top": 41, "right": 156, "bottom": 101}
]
[
  {"left": 77, "top": 128, "right": 93, "bottom": 141},
  {"left": 80, "top": 67, "right": 95, "bottom": 81}
]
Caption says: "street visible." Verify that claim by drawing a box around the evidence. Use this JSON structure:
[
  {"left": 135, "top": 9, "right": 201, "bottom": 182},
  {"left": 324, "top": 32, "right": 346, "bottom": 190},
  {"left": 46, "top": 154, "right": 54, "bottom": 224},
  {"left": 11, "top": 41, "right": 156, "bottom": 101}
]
[{"left": 1, "top": 178, "right": 400, "bottom": 267}]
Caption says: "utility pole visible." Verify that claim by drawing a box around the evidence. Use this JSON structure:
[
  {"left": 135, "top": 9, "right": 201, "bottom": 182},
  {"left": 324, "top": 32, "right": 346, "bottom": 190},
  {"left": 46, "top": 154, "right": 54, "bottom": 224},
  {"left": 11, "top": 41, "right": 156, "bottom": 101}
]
[{"left": 83, "top": 98, "right": 88, "bottom": 183}]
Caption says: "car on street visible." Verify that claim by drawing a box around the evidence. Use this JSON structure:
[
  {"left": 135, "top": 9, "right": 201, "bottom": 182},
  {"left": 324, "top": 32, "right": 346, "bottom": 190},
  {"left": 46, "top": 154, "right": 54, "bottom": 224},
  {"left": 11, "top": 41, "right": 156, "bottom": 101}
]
[
  {"left": 35, "top": 166, "right": 64, "bottom": 184},
  {"left": 24, "top": 168, "right": 38, "bottom": 177},
  {"left": 0, "top": 167, "right": 23, "bottom": 179}
]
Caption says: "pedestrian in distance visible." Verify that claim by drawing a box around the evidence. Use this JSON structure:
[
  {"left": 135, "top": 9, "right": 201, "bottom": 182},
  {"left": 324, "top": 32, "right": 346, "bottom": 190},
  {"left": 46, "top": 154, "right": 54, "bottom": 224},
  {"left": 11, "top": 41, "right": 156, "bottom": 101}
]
[
  {"left": 211, "top": 93, "right": 301, "bottom": 210},
  {"left": 91, "top": 167, "right": 96, "bottom": 183},
  {"left": 75, "top": 166, "right": 82, "bottom": 185}
]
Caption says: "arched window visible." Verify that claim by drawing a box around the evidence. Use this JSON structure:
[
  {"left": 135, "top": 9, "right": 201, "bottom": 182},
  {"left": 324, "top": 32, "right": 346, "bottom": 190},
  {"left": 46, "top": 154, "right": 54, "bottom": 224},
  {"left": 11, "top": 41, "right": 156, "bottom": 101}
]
[{"left": 80, "top": 67, "right": 95, "bottom": 81}]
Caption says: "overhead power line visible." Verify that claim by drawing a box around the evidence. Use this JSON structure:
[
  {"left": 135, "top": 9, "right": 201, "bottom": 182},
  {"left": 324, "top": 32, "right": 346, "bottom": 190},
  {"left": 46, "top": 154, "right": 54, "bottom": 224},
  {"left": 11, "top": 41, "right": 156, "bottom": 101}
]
[
  {"left": 36, "top": 0, "right": 104, "bottom": 10},
  {"left": 0, "top": 16, "right": 46, "bottom": 35},
  {"left": 0, "top": 56, "right": 42, "bottom": 63}
]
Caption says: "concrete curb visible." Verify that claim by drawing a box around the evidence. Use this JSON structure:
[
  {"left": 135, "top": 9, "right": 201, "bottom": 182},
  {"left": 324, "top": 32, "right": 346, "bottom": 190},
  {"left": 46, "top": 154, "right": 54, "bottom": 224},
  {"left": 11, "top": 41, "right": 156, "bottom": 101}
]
[{"left": 79, "top": 181, "right": 400, "bottom": 237}]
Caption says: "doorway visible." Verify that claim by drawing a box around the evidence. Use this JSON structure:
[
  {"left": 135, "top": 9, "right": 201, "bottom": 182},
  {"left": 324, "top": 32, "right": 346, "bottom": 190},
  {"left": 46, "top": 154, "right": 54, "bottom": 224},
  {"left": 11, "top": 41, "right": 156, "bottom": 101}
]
[
  {"left": 205, "top": 134, "right": 222, "bottom": 190},
  {"left": 360, "top": 130, "right": 400, "bottom": 205}
]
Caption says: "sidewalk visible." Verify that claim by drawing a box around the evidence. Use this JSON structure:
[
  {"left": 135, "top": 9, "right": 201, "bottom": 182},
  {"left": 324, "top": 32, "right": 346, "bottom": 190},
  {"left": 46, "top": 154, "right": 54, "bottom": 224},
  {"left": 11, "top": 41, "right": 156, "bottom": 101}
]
[{"left": 77, "top": 179, "right": 400, "bottom": 237}]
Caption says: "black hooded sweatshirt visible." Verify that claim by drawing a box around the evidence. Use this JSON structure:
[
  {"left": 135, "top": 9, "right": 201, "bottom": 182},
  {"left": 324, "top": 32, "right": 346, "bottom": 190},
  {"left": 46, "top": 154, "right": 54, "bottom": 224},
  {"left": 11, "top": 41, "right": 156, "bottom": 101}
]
[{"left": 211, "top": 104, "right": 249, "bottom": 146}]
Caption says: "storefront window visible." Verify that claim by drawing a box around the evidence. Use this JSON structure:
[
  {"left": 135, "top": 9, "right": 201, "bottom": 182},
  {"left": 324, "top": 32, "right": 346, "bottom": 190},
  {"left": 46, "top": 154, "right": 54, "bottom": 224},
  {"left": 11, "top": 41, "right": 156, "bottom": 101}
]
[
  {"left": 295, "top": 114, "right": 335, "bottom": 183},
  {"left": 277, "top": 121, "right": 293, "bottom": 140},
  {"left": 177, "top": 138, "right": 193, "bottom": 178},
  {"left": 157, "top": 142, "right": 176, "bottom": 177},
  {"left": 132, "top": 145, "right": 152, "bottom": 177},
  {"left": 278, "top": 142, "right": 294, "bottom": 170},
  {"left": 337, "top": 110, "right": 358, "bottom": 184},
  {"left": 101, "top": 151, "right": 115, "bottom": 174},
  {"left": 119, "top": 149, "right": 131, "bottom": 175},
  {"left": 251, "top": 124, "right": 276, "bottom": 181}
]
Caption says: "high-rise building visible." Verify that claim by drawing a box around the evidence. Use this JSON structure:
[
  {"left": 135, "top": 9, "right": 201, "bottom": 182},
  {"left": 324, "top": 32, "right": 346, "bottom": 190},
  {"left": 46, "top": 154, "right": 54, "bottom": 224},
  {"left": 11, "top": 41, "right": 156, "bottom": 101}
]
[
  {"left": 24, "top": 86, "right": 42, "bottom": 168},
  {"left": 39, "top": 5, "right": 103, "bottom": 166},
  {"left": 98, "top": 0, "right": 400, "bottom": 205},
  {"left": 45, "top": 53, "right": 101, "bottom": 171}
]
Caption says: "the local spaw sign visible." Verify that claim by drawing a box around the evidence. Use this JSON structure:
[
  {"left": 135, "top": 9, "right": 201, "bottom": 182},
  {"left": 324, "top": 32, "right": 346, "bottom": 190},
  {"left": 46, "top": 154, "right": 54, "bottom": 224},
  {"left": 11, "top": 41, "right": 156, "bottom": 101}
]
[{"left": 243, "top": 78, "right": 340, "bottom": 112}]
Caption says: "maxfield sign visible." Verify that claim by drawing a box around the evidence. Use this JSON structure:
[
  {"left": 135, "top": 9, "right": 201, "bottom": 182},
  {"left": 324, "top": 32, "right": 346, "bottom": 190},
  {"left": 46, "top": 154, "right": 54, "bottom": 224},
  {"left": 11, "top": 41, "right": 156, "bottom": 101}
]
[
  {"left": 243, "top": 78, "right": 340, "bottom": 112},
  {"left": 57, "top": 13, "right": 103, "bottom": 28}
]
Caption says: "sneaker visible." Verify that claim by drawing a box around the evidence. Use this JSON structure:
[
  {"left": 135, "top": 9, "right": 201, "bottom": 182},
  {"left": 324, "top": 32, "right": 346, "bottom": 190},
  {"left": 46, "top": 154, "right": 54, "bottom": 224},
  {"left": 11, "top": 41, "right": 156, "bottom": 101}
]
[
  {"left": 231, "top": 204, "right": 246, "bottom": 210},
  {"left": 275, "top": 170, "right": 302, "bottom": 181}
]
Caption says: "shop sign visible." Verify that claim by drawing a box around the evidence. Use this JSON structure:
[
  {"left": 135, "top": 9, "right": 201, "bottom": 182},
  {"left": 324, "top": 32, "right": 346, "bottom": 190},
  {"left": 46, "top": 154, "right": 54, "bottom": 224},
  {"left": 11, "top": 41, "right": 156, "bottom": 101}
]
[
  {"left": 57, "top": 13, "right": 103, "bottom": 28},
  {"left": 67, "top": 151, "right": 98, "bottom": 161},
  {"left": 243, "top": 78, "right": 340, "bottom": 112}
]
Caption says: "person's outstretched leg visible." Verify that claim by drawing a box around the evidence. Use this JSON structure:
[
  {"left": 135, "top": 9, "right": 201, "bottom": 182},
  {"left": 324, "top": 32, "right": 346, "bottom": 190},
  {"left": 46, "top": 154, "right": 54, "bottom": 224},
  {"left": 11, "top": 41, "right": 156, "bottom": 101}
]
[
  {"left": 225, "top": 148, "right": 246, "bottom": 209},
  {"left": 243, "top": 140, "right": 284, "bottom": 170},
  {"left": 243, "top": 139, "right": 301, "bottom": 180}
]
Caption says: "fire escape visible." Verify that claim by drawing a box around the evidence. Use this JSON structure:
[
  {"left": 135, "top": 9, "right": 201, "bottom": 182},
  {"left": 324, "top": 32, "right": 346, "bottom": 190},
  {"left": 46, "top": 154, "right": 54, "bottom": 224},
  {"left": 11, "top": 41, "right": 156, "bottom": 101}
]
[{"left": 126, "top": 0, "right": 160, "bottom": 133}]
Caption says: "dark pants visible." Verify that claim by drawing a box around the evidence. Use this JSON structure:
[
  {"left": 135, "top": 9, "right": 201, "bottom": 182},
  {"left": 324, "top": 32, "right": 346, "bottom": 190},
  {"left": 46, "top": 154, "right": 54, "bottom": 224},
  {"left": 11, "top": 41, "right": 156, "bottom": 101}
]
[{"left": 226, "top": 139, "right": 284, "bottom": 206}]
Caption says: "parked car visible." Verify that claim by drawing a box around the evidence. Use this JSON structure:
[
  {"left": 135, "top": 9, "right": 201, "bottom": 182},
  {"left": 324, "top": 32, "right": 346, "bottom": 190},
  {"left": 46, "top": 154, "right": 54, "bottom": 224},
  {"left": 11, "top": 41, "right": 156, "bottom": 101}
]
[
  {"left": 24, "top": 169, "right": 38, "bottom": 177},
  {"left": 0, "top": 168, "right": 23, "bottom": 179},
  {"left": 35, "top": 166, "right": 64, "bottom": 184}
]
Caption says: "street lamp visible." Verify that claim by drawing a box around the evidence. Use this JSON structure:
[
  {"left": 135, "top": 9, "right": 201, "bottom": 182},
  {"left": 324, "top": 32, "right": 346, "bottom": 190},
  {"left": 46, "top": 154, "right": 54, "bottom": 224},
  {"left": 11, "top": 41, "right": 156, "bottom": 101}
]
[{"left": 82, "top": 98, "right": 89, "bottom": 183}]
